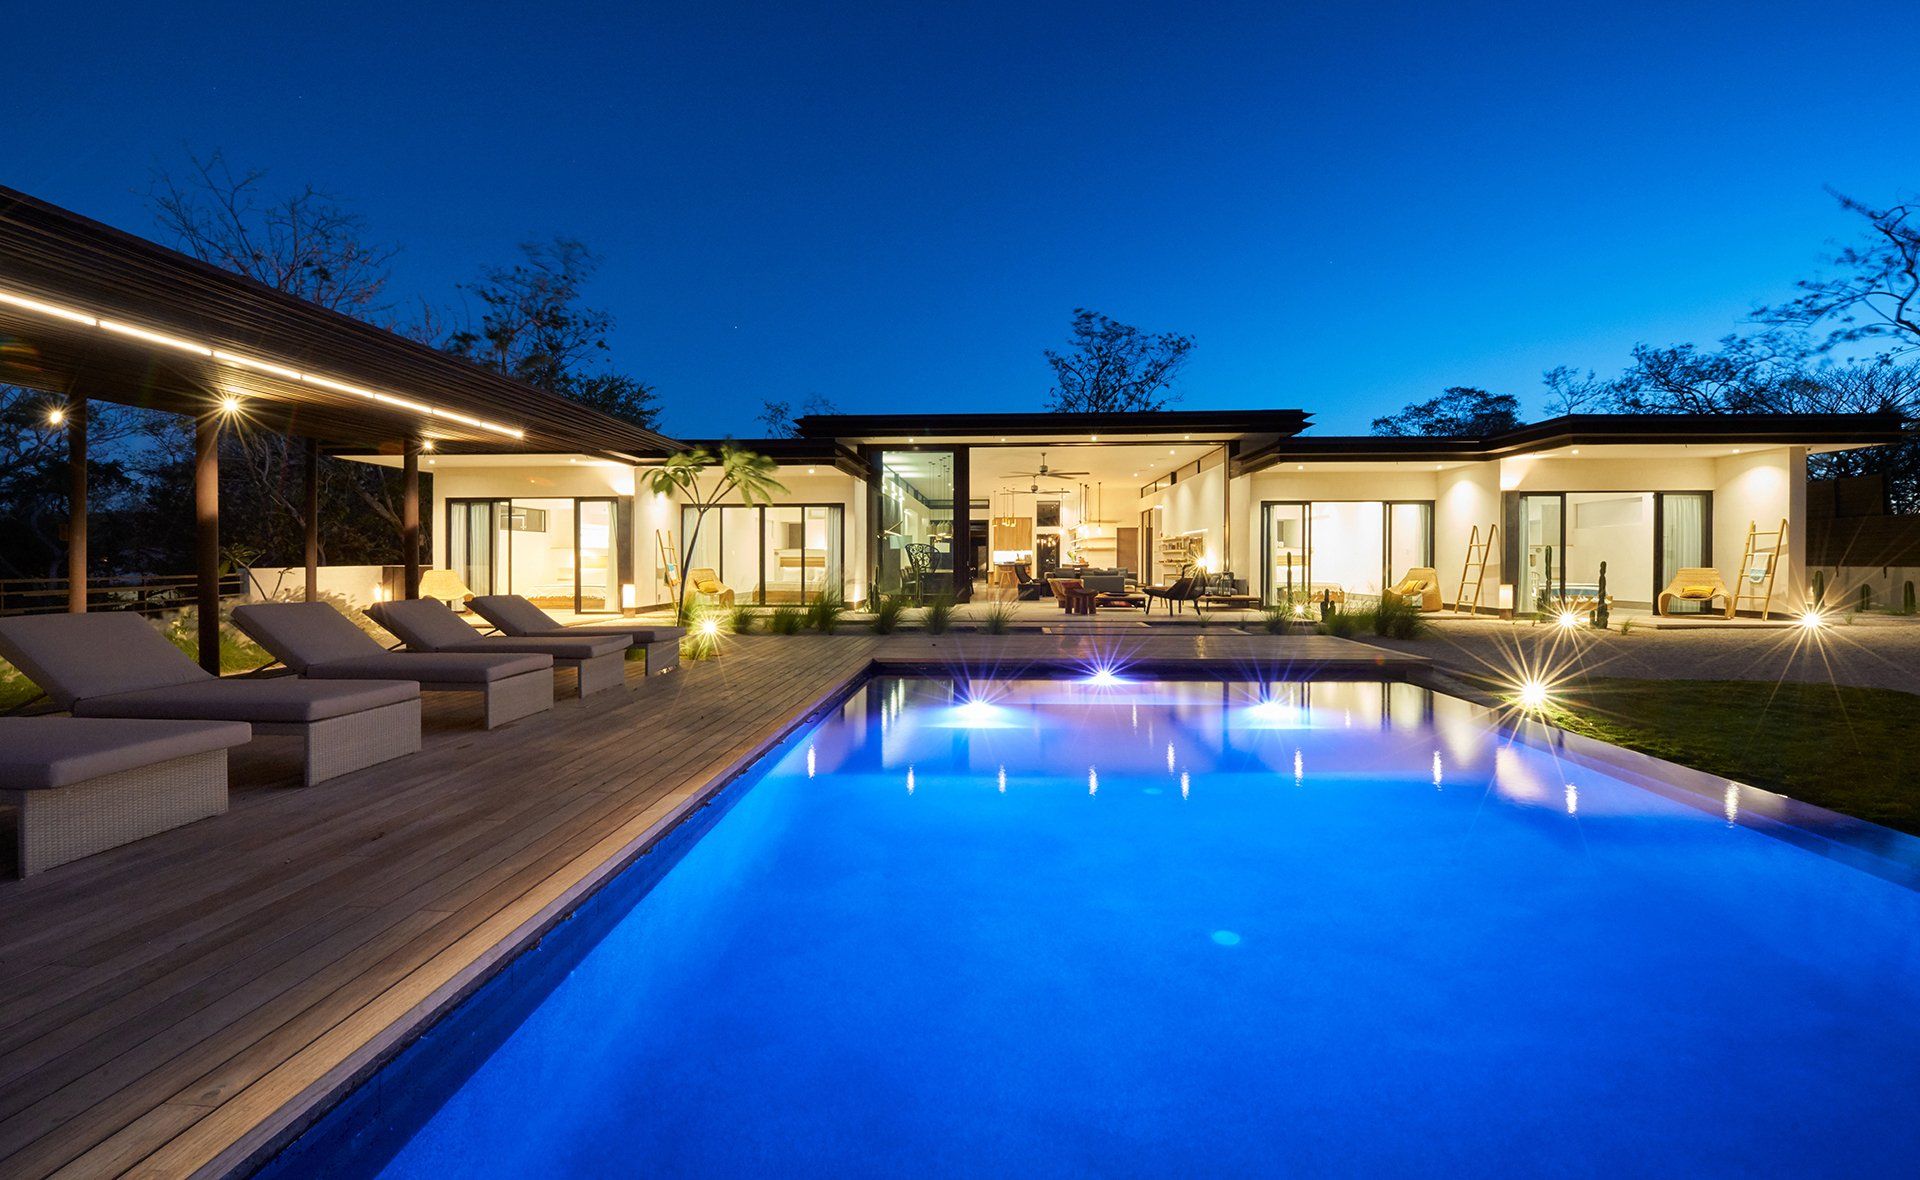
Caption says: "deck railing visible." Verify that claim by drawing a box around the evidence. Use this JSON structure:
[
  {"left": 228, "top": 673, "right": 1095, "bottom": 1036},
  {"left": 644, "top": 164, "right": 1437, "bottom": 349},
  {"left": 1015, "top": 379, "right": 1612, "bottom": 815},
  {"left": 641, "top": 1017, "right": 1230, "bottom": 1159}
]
[{"left": 0, "top": 573, "right": 248, "bottom": 617}]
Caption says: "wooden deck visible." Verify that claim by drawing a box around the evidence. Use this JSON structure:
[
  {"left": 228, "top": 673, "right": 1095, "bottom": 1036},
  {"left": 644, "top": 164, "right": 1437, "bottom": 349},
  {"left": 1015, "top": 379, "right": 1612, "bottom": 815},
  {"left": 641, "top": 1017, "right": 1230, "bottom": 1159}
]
[{"left": 0, "top": 633, "right": 1423, "bottom": 1178}]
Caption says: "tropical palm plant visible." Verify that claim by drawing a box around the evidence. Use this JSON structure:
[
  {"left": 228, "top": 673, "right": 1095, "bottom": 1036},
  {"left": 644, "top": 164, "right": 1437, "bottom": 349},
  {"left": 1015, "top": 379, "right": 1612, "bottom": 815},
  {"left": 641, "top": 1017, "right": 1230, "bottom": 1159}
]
[{"left": 646, "top": 445, "right": 786, "bottom": 619}]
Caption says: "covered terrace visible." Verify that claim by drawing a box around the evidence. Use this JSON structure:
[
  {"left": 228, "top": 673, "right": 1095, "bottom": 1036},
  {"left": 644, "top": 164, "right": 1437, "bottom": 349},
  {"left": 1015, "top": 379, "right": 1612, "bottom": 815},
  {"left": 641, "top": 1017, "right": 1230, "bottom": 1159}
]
[{"left": 0, "top": 185, "right": 677, "bottom": 667}]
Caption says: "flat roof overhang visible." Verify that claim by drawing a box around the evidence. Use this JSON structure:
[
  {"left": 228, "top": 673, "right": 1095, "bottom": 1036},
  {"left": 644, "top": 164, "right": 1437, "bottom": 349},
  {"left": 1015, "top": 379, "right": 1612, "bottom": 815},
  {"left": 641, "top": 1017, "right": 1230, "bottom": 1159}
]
[
  {"left": 0, "top": 186, "right": 680, "bottom": 460},
  {"left": 1236, "top": 412, "right": 1910, "bottom": 472},
  {"left": 795, "top": 408, "right": 1311, "bottom": 446}
]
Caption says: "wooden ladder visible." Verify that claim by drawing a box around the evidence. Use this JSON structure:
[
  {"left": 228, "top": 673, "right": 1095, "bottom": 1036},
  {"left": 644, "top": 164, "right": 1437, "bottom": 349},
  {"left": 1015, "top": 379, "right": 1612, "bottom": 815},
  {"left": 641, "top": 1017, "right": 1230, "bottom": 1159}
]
[
  {"left": 1731, "top": 518, "right": 1787, "bottom": 619},
  {"left": 654, "top": 529, "right": 680, "bottom": 594},
  {"left": 1455, "top": 523, "right": 1497, "bottom": 614}
]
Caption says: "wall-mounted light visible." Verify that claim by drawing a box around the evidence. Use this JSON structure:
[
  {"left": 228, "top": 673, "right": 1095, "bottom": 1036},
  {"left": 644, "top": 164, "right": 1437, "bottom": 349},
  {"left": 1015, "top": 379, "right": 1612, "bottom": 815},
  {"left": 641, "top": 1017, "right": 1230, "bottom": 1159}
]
[
  {"left": 218, "top": 394, "right": 242, "bottom": 415},
  {"left": 46, "top": 406, "right": 65, "bottom": 427},
  {"left": 0, "top": 287, "right": 527, "bottom": 440}
]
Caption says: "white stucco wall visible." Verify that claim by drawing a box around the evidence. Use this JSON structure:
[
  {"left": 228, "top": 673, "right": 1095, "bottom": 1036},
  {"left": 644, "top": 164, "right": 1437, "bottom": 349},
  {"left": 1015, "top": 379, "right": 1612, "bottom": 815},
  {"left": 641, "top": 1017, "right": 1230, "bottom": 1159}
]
[
  {"left": 1712, "top": 447, "right": 1803, "bottom": 603},
  {"left": 1434, "top": 465, "right": 1502, "bottom": 610}
]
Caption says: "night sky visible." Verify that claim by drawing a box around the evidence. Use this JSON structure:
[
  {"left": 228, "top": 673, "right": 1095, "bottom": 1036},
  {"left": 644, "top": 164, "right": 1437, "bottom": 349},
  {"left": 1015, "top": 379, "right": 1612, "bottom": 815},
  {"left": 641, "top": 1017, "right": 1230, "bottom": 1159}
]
[{"left": 10, "top": 2, "right": 1916, "bottom": 437}]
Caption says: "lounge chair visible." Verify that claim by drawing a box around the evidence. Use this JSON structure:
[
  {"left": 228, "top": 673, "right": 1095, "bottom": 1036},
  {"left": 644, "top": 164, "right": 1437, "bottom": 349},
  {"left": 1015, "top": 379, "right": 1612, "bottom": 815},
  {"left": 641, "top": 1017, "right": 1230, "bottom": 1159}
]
[
  {"left": 1385, "top": 567, "right": 1443, "bottom": 612},
  {"left": 1, "top": 716, "right": 251, "bottom": 876},
  {"left": 1657, "top": 567, "right": 1733, "bottom": 618},
  {"left": 0, "top": 613, "right": 420, "bottom": 787},
  {"left": 466, "top": 594, "right": 682, "bottom": 676},
  {"left": 686, "top": 566, "right": 735, "bottom": 606},
  {"left": 1011, "top": 564, "right": 1049, "bottom": 602},
  {"left": 231, "top": 602, "right": 553, "bottom": 729},
  {"left": 1143, "top": 571, "right": 1209, "bottom": 615},
  {"left": 368, "top": 598, "right": 630, "bottom": 697}
]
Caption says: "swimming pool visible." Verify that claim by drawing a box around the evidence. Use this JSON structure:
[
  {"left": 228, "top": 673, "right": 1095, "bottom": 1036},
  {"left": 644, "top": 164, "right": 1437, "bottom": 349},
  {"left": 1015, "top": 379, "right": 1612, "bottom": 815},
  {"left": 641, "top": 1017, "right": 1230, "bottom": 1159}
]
[{"left": 269, "top": 676, "right": 1920, "bottom": 1177}]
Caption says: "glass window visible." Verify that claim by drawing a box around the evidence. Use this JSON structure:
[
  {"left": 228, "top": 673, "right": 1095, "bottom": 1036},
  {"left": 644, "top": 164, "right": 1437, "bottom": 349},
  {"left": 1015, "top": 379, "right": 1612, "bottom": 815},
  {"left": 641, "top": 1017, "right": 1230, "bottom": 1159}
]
[
  {"left": 1387, "top": 502, "right": 1433, "bottom": 579},
  {"left": 507, "top": 498, "right": 577, "bottom": 611},
  {"left": 1563, "top": 492, "right": 1653, "bottom": 605},
  {"left": 1309, "top": 501, "right": 1387, "bottom": 597},
  {"left": 875, "top": 451, "right": 955, "bottom": 600},
  {"left": 1660, "top": 493, "right": 1709, "bottom": 612},
  {"left": 1518, "top": 494, "right": 1563, "bottom": 613},
  {"left": 576, "top": 500, "right": 616, "bottom": 612},
  {"left": 1263, "top": 503, "right": 1308, "bottom": 605},
  {"left": 683, "top": 504, "right": 845, "bottom": 604}
]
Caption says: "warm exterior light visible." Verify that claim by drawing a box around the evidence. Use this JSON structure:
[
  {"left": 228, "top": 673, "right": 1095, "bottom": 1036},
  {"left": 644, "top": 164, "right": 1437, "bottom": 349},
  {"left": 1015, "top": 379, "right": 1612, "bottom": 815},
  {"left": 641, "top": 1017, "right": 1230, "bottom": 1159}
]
[
  {"left": 0, "top": 285, "right": 528, "bottom": 440},
  {"left": 1516, "top": 679, "right": 1551, "bottom": 710},
  {"left": 420, "top": 439, "right": 435, "bottom": 451},
  {"left": 698, "top": 619, "right": 720, "bottom": 638},
  {"left": 1797, "top": 609, "right": 1826, "bottom": 630},
  {"left": 46, "top": 407, "right": 65, "bottom": 426},
  {"left": 1555, "top": 610, "right": 1580, "bottom": 629},
  {"left": 219, "top": 395, "right": 242, "bottom": 414}
]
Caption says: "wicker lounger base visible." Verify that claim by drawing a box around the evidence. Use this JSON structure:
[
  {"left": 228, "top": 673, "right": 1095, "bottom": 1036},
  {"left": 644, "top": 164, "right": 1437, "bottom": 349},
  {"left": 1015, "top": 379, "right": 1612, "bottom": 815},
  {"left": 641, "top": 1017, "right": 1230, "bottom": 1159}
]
[
  {"left": 7, "top": 749, "right": 227, "bottom": 877},
  {"left": 642, "top": 638, "right": 680, "bottom": 676},
  {"left": 570, "top": 651, "right": 627, "bottom": 698},
  {"left": 255, "top": 698, "right": 423, "bottom": 786},
  {"left": 418, "top": 668, "right": 554, "bottom": 729}
]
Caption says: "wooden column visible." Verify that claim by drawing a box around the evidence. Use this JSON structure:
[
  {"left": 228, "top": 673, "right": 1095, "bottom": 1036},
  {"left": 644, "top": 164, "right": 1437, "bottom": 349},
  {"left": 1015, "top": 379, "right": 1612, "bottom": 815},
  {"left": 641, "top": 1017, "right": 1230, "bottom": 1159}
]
[
  {"left": 402, "top": 439, "right": 422, "bottom": 599},
  {"left": 304, "top": 438, "right": 321, "bottom": 602},
  {"left": 66, "top": 397, "right": 87, "bottom": 612},
  {"left": 194, "top": 411, "right": 221, "bottom": 674}
]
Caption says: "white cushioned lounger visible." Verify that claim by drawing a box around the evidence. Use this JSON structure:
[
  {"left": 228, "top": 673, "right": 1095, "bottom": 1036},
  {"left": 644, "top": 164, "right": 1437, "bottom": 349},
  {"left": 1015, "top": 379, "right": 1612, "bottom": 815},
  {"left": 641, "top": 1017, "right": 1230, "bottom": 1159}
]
[
  {"left": 231, "top": 602, "right": 553, "bottom": 729},
  {"left": 467, "top": 594, "right": 682, "bottom": 676},
  {"left": 368, "top": 599, "right": 631, "bottom": 698},
  {"left": 0, "top": 613, "right": 420, "bottom": 789},
  {"left": 0, "top": 716, "right": 251, "bottom": 876}
]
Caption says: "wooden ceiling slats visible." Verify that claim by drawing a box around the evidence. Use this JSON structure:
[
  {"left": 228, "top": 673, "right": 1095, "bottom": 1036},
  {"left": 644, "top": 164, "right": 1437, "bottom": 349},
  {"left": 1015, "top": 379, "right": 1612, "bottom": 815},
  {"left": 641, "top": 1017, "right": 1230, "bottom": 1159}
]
[{"left": 0, "top": 186, "right": 678, "bottom": 458}]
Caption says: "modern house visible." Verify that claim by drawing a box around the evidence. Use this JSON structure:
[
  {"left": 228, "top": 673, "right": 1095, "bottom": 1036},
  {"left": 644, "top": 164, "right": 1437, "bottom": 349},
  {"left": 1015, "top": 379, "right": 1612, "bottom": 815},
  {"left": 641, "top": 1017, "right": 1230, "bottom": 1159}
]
[
  {"left": 0, "top": 184, "right": 1905, "bottom": 624},
  {"left": 388, "top": 408, "right": 1901, "bottom": 616}
]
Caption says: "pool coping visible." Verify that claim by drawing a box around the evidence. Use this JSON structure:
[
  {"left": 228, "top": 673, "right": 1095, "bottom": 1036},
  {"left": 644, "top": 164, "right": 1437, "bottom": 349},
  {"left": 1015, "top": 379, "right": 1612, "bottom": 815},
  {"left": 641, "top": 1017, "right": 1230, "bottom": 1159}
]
[
  {"left": 218, "top": 658, "right": 878, "bottom": 1179},
  {"left": 237, "top": 657, "right": 1920, "bottom": 1176}
]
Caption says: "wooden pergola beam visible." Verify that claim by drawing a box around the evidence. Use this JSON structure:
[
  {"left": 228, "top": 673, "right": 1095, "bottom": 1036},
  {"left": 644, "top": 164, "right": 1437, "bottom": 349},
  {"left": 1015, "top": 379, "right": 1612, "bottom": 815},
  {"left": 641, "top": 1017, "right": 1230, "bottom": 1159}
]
[
  {"left": 194, "top": 410, "right": 221, "bottom": 674},
  {"left": 66, "top": 396, "right": 87, "bottom": 612}
]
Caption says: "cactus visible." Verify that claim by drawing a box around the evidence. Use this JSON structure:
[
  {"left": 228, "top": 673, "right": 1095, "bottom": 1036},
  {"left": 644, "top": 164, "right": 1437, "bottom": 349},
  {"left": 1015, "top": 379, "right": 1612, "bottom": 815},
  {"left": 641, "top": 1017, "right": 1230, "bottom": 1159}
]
[
  {"left": 1860, "top": 584, "right": 1873, "bottom": 612},
  {"left": 1811, "top": 569, "right": 1826, "bottom": 604},
  {"left": 1537, "top": 547, "right": 1555, "bottom": 614},
  {"left": 1593, "top": 560, "right": 1610, "bottom": 629},
  {"left": 1905, "top": 580, "right": 1916, "bottom": 614}
]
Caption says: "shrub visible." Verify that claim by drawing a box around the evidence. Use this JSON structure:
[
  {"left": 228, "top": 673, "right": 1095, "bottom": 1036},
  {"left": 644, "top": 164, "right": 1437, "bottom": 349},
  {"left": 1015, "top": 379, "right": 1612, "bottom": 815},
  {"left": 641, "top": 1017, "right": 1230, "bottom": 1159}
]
[
  {"left": 767, "top": 604, "right": 805, "bottom": 634},
  {"left": 1371, "top": 593, "right": 1428, "bottom": 639},
  {"left": 1260, "top": 604, "right": 1291, "bottom": 634},
  {"left": 728, "top": 603, "right": 759, "bottom": 635},
  {"left": 805, "top": 591, "right": 847, "bottom": 634},
  {"left": 870, "top": 595, "right": 907, "bottom": 634},
  {"left": 923, "top": 595, "right": 955, "bottom": 634},
  {"left": 1321, "top": 608, "right": 1362, "bottom": 638},
  {"left": 980, "top": 599, "right": 1016, "bottom": 634}
]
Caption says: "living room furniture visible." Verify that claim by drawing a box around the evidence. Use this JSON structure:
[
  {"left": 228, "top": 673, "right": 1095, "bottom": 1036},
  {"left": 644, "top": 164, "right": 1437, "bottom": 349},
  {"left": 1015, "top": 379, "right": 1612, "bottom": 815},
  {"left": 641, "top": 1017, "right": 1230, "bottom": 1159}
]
[{"left": 1657, "top": 567, "right": 1732, "bottom": 617}]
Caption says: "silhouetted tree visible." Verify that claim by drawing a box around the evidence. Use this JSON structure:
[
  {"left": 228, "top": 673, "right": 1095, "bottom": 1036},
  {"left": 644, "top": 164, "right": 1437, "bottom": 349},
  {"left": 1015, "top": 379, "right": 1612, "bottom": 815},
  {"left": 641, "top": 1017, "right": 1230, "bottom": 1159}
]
[
  {"left": 1043, "top": 309, "right": 1193, "bottom": 413},
  {"left": 446, "top": 239, "right": 659, "bottom": 428},
  {"left": 757, "top": 395, "right": 839, "bottom": 437},
  {"left": 1370, "top": 387, "right": 1521, "bottom": 436},
  {"left": 1757, "top": 189, "right": 1920, "bottom": 354}
]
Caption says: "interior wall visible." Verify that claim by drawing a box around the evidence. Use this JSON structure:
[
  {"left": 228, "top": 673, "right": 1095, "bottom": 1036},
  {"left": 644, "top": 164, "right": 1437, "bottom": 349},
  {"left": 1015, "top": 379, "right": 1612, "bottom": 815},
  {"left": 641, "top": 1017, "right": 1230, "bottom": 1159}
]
[{"left": 1144, "top": 459, "right": 1227, "bottom": 581}]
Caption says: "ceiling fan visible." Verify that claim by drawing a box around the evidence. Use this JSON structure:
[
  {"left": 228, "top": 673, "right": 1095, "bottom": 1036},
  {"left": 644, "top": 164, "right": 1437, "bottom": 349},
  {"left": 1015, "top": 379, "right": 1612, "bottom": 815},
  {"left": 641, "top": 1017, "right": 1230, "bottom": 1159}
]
[
  {"left": 1004, "top": 452, "right": 1090, "bottom": 480},
  {"left": 998, "top": 483, "right": 1072, "bottom": 497}
]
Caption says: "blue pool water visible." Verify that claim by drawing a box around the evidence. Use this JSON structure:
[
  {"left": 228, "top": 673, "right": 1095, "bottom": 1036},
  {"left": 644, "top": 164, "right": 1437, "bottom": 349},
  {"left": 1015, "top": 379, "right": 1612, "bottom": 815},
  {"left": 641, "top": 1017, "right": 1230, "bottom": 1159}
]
[{"left": 275, "top": 678, "right": 1920, "bottom": 1177}]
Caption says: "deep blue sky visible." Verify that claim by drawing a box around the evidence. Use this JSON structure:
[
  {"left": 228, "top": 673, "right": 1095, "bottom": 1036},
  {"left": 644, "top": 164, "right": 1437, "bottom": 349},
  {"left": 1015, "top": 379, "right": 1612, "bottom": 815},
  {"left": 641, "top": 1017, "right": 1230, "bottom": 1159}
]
[{"left": 10, "top": 3, "right": 1916, "bottom": 437}]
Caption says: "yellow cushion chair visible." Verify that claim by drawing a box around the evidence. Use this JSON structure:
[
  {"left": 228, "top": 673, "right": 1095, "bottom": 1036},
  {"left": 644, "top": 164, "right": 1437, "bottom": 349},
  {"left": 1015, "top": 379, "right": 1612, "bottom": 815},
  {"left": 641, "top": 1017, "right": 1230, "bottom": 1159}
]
[
  {"left": 1386, "top": 568, "right": 1443, "bottom": 612},
  {"left": 1657, "top": 567, "right": 1731, "bottom": 618},
  {"left": 686, "top": 566, "right": 736, "bottom": 606}
]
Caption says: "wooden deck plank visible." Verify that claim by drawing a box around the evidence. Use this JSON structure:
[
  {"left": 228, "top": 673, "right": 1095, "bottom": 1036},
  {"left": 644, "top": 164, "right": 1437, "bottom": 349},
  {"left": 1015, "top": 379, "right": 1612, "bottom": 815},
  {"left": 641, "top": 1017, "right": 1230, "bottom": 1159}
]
[{"left": 0, "top": 632, "right": 1416, "bottom": 1178}]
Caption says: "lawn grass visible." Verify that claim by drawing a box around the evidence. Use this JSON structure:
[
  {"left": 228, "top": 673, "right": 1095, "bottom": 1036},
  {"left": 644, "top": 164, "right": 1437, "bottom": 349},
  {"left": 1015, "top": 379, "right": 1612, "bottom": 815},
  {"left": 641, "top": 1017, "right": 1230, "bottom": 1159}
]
[{"left": 1542, "top": 678, "right": 1920, "bottom": 835}]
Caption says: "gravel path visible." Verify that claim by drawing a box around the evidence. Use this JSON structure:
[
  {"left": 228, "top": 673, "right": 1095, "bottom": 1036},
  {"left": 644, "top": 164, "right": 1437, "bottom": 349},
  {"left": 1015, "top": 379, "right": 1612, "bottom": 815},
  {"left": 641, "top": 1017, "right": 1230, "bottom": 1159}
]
[{"left": 1362, "top": 615, "right": 1920, "bottom": 696}]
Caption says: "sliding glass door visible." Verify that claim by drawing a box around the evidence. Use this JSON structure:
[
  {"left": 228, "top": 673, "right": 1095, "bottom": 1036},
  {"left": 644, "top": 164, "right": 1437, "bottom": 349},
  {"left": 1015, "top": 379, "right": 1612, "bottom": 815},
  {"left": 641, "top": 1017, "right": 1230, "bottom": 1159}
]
[
  {"left": 1511, "top": 490, "right": 1711, "bottom": 613},
  {"left": 1259, "top": 500, "right": 1434, "bottom": 604},
  {"left": 447, "top": 496, "right": 627, "bottom": 614},
  {"left": 681, "top": 504, "right": 846, "bottom": 604}
]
